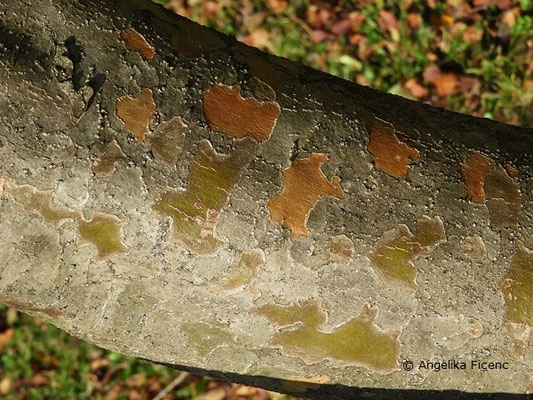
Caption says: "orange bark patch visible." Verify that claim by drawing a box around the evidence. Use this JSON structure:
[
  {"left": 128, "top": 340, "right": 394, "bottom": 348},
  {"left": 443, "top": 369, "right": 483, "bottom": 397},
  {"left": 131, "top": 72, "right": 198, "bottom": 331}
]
[
  {"left": 120, "top": 28, "right": 155, "bottom": 61},
  {"left": 203, "top": 84, "right": 280, "bottom": 142},
  {"left": 367, "top": 117, "right": 420, "bottom": 179},
  {"left": 460, "top": 150, "right": 495, "bottom": 203},
  {"left": 267, "top": 153, "right": 344, "bottom": 238},
  {"left": 116, "top": 89, "right": 156, "bottom": 142},
  {"left": 92, "top": 140, "right": 127, "bottom": 174}
]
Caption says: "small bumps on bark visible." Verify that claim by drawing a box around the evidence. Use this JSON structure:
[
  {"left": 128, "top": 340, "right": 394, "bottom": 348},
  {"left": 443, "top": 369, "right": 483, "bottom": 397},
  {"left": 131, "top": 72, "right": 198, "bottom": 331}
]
[
  {"left": 147, "top": 116, "right": 187, "bottom": 164},
  {"left": 267, "top": 153, "right": 344, "bottom": 239},
  {"left": 369, "top": 215, "right": 446, "bottom": 291},
  {"left": 255, "top": 301, "right": 401, "bottom": 371},
  {"left": 120, "top": 28, "right": 155, "bottom": 61},
  {"left": 116, "top": 88, "right": 156, "bottom": 142},
  {"left": 170, "top": 31, "right": 202, "bottom": 59},
  {"left": 203, "top": 84, "right": 280, "bottom": 142},
  {"left": 152, "top": 138, "right": 258, "bottom": 254},
  {"left": 366, "top": 116, "right": 420, "bottom": 179},
  {"left": 92, "top": 140, "right": 127, "bottom": 174}
]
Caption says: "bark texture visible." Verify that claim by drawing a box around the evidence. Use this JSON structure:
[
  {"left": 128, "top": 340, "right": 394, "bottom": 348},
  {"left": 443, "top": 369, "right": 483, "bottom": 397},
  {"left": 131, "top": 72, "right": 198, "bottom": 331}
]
[{"left": 1, "top": 0, "right": 532, "bottom": 398}]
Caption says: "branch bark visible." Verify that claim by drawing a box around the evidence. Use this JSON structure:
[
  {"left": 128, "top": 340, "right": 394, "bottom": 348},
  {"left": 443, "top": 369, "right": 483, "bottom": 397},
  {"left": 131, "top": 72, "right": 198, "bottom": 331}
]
[{"left": 1, "top": 0, "right": 532, "bottom": 398}]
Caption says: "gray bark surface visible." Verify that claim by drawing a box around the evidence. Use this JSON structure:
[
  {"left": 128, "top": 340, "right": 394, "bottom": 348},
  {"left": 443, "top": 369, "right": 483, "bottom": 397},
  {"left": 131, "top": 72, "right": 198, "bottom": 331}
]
[{"left": 1, "top": 0, "right": 532, "bottom": 398}]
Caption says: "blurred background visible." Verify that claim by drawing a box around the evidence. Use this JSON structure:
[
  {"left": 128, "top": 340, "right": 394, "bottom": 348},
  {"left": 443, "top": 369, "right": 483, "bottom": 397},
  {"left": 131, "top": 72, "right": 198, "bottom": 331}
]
[{"left": 1, "top": 0, "right": 532, "bottom": 399}]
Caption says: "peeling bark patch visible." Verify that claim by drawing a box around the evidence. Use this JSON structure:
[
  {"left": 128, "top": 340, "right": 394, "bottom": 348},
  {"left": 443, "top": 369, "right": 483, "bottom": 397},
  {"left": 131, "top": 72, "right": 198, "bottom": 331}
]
[
  {"left": 460, "top": 150, "right": 495, "bottom": 203},
  {"left": 92, "top": 140, "right": 127, "bottom": 174},
  {"left": 170, "top": 32, "right": 201, "bottom": 59},
  {"left": 367, "top": 117, "right": 420, "bottom": 179},
  {"left": 153, "top": 138, "right": 257, "bottom": 254},
  {"left": 218, "top": 249, "right": 265, "bottom": 292},
  {"left": 501, "top": 242, "right": 533, "bottom": 327},
  {"left": 267, "top": 153, "right": 344, "bottom": 239},
  {"left": 3, "top": 181, "right": 80, "bottom": 225},
  {"left": 77, "top": 214, "right": 128, "bottom": 260},
  {"left": 330, "top": 234, "right": 355, "bottom": 261},
  {"left": 148, "top": 116, "right": 186, "bottom": 164},
  {"left": 180, "top": 322, "right": 236, "bottom": 357},
  {"left": 484, "top": 164, "right": 521, "bottom": 231},
  {"left": 116, "top": 88, "right": 156, "bottom": 142},
  {"left": 369, "top": 216, "right": 446, "bottom": 290},
  {"left": 460, "top": 235, "right": 487, "bottom": 261},
  {"left": 120, "top": 28, "right": 155, "bottom": 61},
  {"left": 255, "top": 302, "right": 400, "bottom": 371},
  {"left": 2, "top": 179, "right": 128, "bottom": 261},
  {"left": 0, "top": 295, "right": 63, "bottom": 318},
  {"left": 203, "top": 84, "right": 280, "bottom": 142}
]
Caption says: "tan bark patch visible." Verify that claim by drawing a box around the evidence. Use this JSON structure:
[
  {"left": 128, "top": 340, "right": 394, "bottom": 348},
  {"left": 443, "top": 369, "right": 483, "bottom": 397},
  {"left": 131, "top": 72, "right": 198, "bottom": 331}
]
[
  {"left": 2, "top": 179, "right": 128, "bottom": 261},
  {"left": 369, "top": 215, "right": 446, "bottom": 290},
  {"left": 267, "top": 153, "right": 344, "bottom": 239},
  {"left": 153, "top": 138, "right": 257, "bottom": 254},
  {"left": 255, "top": 301, "right": 400, "bottom": 371},
  {"left": 120, "top": 28, "right": 155, "bottom": 61},
  {"left": 460, "top": 235, "right": 487, "bottom": 261},
  {"left": 460, "top": 150, "right": 495, "bottom": 203},
  {"left": 501, "top": 242, "right": 533, "bottom": 327},
  {"left": 367, "top": 117, "right": 420, "bottom": 179},
  {"left": 148, "top": 116, "right": 187, "bottom": 164},
  {"left": 116, "top": 88, "right": 156, "bottom": 142},
  {"left": 0, "top": 296, "right": 63, "bottom": 318},
  {"left": 214, "top": 249, "right": 265, "bottom": 295},
  {"left": 203, "top": 84, "right": 280, "bottom": 142},
  {"left": 484, "top": 164, "right": 521, "bottom": 231},
  {"left": 92, "top": 140, "right": 127, "bottom": 174},
  {"left": 77, "top": 213, "right": 128, "bottom": 261},
  {"left": 330, "top": 234, "right": 355, "bottom": 261}
]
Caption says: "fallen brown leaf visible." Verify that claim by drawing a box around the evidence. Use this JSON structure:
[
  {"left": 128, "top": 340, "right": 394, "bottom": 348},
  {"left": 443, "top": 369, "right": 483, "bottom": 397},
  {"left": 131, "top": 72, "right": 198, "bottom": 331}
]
[
  {"left": 0, "top": 377, "right": 11, "bottom": 395},
  {"left": 462, "top": 26, "right": 483, "bottom": 43},
  {"left": 423, "top": 64, "right": 441, "bottom": 84},
  {"left": 433, "top": 72, "right": 459, "bottom": 96},
  {"left": 405, "top": 78, "right": 429, "bottom": 98},
  {"left": 407, "top": 12, "right": 420, "bottom": 30},
  {"left": 311, "top": 29, "right": 331, "bottom": 43},
  {"left": 199, "top": 387, "right": 227, "bottom": 400},
  {"left": 0, "top": 329, "right": 14, "bottom": 351},
  {"left": 330, "top": 18, "right": 352, "bottom": 36},
  {"left": 458, "top": 76, "right": 479, "bottom": 93},
  {"left": 349, "top": 12, "right": 365, "bottom": 32},
  {"left": 379, "top": 10, "right": 399, "bottom": 32}
]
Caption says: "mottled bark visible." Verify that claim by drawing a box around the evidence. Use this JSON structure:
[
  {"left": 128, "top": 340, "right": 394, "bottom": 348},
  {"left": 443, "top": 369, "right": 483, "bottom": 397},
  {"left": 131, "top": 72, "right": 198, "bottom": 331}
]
[{"left": 1, "top": 0, "right": 532, "bottom": 398}]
